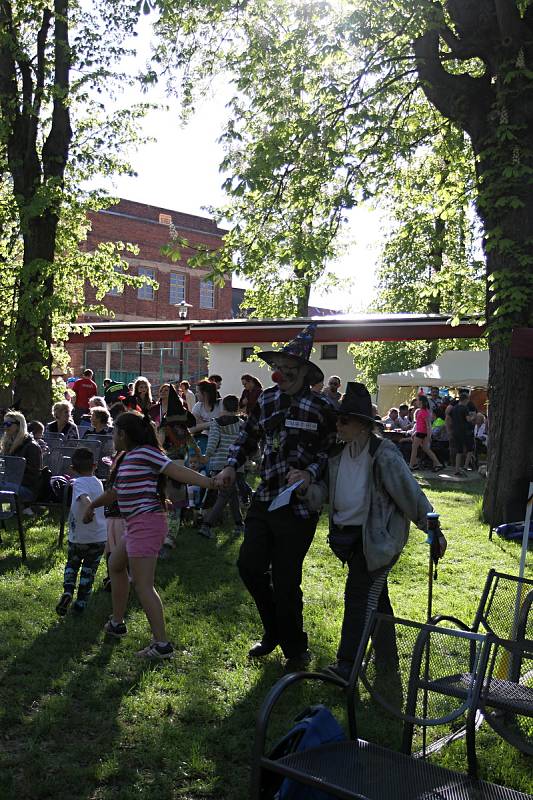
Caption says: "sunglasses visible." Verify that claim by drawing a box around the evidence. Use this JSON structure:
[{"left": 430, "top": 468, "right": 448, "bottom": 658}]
[
  {"left": 328, "top": 383, "right": 339, "bottom": 388},
  {"left": 2, "top": 420, "right": 19, "bottom": 428},
  {"left": 271, "top": 363, "right": 299, "bottom": 374}
]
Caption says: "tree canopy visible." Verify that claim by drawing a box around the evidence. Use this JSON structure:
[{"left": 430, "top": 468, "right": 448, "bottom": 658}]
[
  {"left": 153, "top": 0, "right": 533, "bottom": 525},
  {"left": 0, "top": 0, "right": 150, "bottom": 417}
]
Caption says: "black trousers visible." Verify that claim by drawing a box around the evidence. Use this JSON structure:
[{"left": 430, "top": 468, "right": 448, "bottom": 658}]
[
  {"left": 337, "top": 534, "right": 399, "bottom": 668},
  {"left": 237, "top": 499, "right": 318, "bottom": 658}
]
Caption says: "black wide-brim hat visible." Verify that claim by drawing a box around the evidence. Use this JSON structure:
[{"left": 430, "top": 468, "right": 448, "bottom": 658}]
[
  {"left": 163, "top": 384, "right": 196, "bottom": 427},
  {"left": 258, "top": 322, "right": 324, "bottom": 385},
  {"left": 337, "top": 382, "right": 384, "bottom": 426}
]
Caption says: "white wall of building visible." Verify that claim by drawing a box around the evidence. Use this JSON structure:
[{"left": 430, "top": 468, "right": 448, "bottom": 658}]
[{"left": 208, "top": 342, "right": 357, "bottom": 397}]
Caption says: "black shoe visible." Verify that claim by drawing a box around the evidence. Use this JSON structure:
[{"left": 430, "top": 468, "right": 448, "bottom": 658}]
[
  {"left": 56, "top": 592, "right": 72, "bottom": 616},
  {"left": 103, "top": 617, "right": 128, "bottom": 638},
  {"left": 248, "top": 639, "right": 278, "bottom": 658},
  {"left": 284, "top": 650, "right": 312, "bottom": 673},
  {"left": 72, "top": 600, "right": 86, "bottom": 614},
  {"left": 322, "top": 660, "right": 352, "bottom": 683}
]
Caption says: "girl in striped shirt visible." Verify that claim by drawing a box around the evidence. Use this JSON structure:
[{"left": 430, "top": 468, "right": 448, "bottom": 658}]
[{"left": 84, "top": 411, "right": 215, "bottom": 659}]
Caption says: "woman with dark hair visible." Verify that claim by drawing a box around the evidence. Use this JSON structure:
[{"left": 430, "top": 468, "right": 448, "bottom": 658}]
[
  {"left": 409, "top": 395, "right": 443, "bottom": 472},
  {"left": 190, "top": 379, "right": 222, "bottom": 452},
  {"left": 239, "top": 374, "right": 263, "bottom": 415},
  {"left": 133, "top": 376, "right": 154, "bottom": 415},
  {"left": 83, "top": 411, "right": 215, "bottom": 660}
]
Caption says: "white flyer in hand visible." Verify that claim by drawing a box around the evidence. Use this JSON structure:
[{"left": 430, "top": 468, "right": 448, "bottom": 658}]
[{"left": 268, "top": 480, "right": 304, "bottom": 512}]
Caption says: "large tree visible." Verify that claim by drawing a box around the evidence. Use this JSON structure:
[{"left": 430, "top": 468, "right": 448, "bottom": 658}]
[
  {"left": 153, "top": 0, "right": 533, "bottom": 526},
  {"left": 0, "top": 0, "right": 148, "bottom": 419}
]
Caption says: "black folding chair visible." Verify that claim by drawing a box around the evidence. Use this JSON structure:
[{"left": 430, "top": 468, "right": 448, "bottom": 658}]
[
  {"left": 84, "top": 434, "right": 114, "bottom": 481},
  {"left": 251, "top": 614, "right": 530, "bottom": 800},
  {"left": 0, "top": 456, "right": 27, "bottom": 560}
]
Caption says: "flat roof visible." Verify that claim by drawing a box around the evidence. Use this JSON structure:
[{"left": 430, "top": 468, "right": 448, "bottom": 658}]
[{"left": 68, "top": 313, "right": 485, "bottom": 344}]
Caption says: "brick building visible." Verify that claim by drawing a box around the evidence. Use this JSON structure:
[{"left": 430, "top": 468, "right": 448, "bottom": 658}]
[{"left": 68, "top": 199, "right": 230, "bottom": 390}]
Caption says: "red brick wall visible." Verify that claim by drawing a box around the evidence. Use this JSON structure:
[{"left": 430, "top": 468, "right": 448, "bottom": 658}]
[{"left": 66, "top": 199, "right": 232, "bottom": 384}]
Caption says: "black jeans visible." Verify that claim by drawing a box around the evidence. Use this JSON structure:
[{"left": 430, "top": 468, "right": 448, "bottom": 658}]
[
  {"left": 337, "top": 534, "right": 399, "bottom": 668},
  {"left": 237, "top": 499, "right": 318, "bottom": 658}
]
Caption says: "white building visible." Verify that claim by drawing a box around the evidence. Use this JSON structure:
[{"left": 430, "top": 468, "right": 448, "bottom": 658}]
[{"left": 208, "top": 341, "right": 357, "bottom": 397}]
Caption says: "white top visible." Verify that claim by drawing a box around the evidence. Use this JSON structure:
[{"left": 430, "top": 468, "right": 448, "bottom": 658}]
[
  {"left": 68, "top": 475, "right": 107, "bottom": 544},
  {"left": 332, "top": 441, "right": 371, "bottom": 527},
  {"left": 183, "top": 389, "right": 196, "bottom": 412},
  {"left": 192, "top": 399, "right": 222, "bottom": 434}
]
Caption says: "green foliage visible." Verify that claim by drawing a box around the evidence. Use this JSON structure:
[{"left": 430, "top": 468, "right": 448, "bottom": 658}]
[
  {"left": 152, "top": 0, "right": 533, "bottom": 336},
  {"left": 0, "top": 0, "right": 153, "bottom": 406}
]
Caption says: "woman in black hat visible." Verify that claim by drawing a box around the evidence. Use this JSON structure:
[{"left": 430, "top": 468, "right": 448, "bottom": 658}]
[{"left": 304, "top": 382, "right": 446, "bottom": 682}]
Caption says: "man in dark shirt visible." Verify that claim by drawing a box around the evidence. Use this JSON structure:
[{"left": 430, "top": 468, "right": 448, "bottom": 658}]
[
  {"left": 449, "top": 390, "right": 477, "bottom": 476},
  {"left": 216, "top": 324, "right": 336, "bottom": 671}
]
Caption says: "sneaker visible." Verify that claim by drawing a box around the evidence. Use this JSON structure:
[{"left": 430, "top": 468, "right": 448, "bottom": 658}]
[
  {"left": 55, "top": 592, "right": 72, "bottom": 616},
  {"left": 72, "top": 600, "right": 86, "bottom": 614},
  {"left": 198, "top": 524, "right": 215, "bottom": 540},
  {"left": 135, "top": 641, "right": 175, "bottom": 660},
  {"left": 322, "top": 660, "right": 352, "bottom": 683},
  {"left": 103, "top": 617, "right": 127, "bottom": 638},
  {"left": 284, "top": 649, "right": 312, "bottom": 673}
]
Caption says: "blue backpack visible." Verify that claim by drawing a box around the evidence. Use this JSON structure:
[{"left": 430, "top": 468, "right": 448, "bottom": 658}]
[{"left": 264, "top": 705, "right": 346, "bottom": 800}]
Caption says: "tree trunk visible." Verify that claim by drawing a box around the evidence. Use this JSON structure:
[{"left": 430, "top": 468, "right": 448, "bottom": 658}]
[
  {"left": 13, "top": 214, "right": 57, "bottom": 420},
  {"left": 483, "top": 338, "right": 533, "bottom": 524}
]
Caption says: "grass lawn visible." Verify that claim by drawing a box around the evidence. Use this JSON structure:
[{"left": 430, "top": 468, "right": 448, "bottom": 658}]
[{"left": 0, "top": 478, "right": 532, "bottom": 799}]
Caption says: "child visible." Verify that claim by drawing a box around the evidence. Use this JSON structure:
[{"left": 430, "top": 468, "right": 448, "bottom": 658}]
[
  {"left": 101, "top": 451, "right": 127, "bottom": 591},
  {"left": 83, "top": 410, "right": 216, "bottom": 660},
  {"left": 198, "top": 394, "right": 244, "bottom": 540},
  {"left": 157, "top": 385, "right": 201, "bottom": 556},
  {"left": 56, "top": 447, "right": 107, "bottom": 616}
]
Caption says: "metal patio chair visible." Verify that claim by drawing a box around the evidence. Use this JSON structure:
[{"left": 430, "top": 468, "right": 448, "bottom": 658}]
[
  {"left": 0, "top": 456, "right": 27, "bottom": 560},
  {"left": 427, "top": 569, "right": 533, "bottom": 757},
  {"left": 84, "top": 433, "right": 114, "bottom": 481},
  {"left": 251, "top": 614, "right": 531, "bottom": 800}
]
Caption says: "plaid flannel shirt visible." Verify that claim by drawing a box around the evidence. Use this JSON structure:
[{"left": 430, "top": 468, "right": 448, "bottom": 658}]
[{"left": 227, "top": 384, "right": 337, "bottom": 518}]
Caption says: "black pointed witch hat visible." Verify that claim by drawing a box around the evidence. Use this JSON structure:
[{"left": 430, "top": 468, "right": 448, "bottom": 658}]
[{"left": 162, "top": 384, "right": 196, "bottom": 427}]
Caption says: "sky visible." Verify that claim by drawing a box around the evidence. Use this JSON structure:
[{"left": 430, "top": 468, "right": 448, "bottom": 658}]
[{"left": 98, "top": 20, "right": 385, "bottom": 313}]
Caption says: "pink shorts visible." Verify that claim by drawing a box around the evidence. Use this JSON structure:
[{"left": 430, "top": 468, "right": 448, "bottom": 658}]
[
  {"left": 124, "top": 512, "right": 168, "bottom": 558},
  {"left": 106, "top": 518, "right": 127, "bottom": 551}
]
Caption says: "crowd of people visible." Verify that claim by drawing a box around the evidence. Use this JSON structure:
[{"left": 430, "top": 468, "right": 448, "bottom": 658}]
[
  {"left": 380, "top": 387, "right": 487, "bottom": 477},
  {"left": 1, "top": 332, "right": 457, "bottom": 672}
]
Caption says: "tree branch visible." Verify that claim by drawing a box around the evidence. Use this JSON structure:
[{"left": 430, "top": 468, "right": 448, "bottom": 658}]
[
  {"left": 413, "top": 29, "right": 492, "bottom": 144},
  {"left": 42, "top": 0, "right": 72, "bottom": 182}
]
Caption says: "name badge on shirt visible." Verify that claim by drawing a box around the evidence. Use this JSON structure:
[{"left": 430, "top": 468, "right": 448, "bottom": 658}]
[{"left": 285, "top": 419, "right": 318, "bottom": 432}]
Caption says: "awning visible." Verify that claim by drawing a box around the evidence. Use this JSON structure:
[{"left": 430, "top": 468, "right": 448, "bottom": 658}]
[{"left": 67, "top": 313, "right": 485, "bottom": 345}]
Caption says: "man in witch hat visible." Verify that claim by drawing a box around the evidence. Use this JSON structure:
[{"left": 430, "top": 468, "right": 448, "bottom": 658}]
[{"left": 216, "top": 323, "right": 337, "bottom": 671}]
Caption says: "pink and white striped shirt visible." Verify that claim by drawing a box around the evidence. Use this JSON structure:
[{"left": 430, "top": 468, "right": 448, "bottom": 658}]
[{"left": 115, "top": 446, "right": 171, "bottom": 518}]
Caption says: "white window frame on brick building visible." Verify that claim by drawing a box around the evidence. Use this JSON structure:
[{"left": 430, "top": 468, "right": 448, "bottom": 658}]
[
  {"left": 138, "top": 267, "right": 156, "bottom": 300},
  {"left": 200, "top": 279, "right": 215, "bottom": 309},
  {"left": 169, "top": 272, "right": 186, "bottom": 305},
  {"left": 107, "top": 264, "right": 124, "bottom": 296}
]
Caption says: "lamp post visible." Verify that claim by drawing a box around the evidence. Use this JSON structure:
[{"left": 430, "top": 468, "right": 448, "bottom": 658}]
[{"left": 175, "top": 300, "right": 193, "bottom": 385}]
